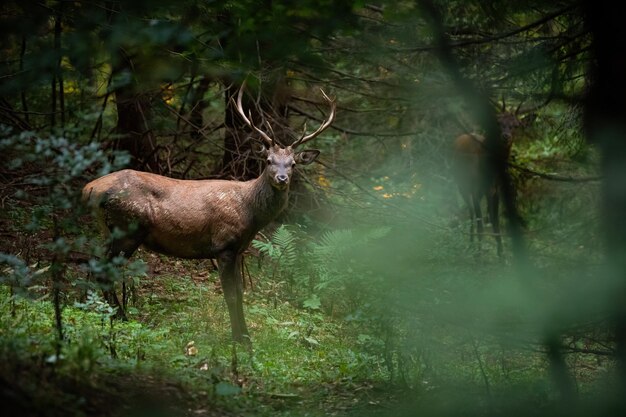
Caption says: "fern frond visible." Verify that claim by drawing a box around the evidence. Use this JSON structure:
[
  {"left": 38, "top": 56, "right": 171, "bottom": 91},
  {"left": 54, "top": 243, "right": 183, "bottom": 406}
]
[
  {"left": 251, "top": 239, "right": 274, "bottom": 256},
  {"left": 272, "top": 225, "right": 295, "bottom": 250},
  {"left": 311, "top": 229, "right": 354, "bottom": 262},
  {"left": 319, "top": 229, "right": 354, "bottom": 248},
  {"left": 271, "top": 225, "right": 298, "bottom": 268}
]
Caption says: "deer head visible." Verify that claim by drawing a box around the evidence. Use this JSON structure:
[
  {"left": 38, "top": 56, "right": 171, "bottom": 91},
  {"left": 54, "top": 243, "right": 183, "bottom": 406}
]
[{"left": 234, "top": 81, "right": 336, "bottom": 190}]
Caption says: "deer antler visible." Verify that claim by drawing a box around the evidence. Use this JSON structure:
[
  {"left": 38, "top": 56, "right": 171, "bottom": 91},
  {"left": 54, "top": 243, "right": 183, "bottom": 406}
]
[
  {"left": 292, "top": 89, "right": 336, "bottom": 148},
  {"left": 234, "top": 80, "right": 274, "bottom": 147}
]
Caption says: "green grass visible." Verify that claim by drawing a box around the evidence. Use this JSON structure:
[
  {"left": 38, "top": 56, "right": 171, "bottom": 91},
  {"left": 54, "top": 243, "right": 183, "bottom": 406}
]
[
  {"left": 0, "top": 255, "right": 395, "bottom": 416},
  {"left": 0, "top": 231, "right": 615, "bottom": 417}
]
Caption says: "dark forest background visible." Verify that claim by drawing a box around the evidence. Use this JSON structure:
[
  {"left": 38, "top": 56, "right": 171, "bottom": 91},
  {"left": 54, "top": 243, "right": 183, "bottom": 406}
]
[{"left": 2, "top": 1, "right": 626, "bottom": 416}]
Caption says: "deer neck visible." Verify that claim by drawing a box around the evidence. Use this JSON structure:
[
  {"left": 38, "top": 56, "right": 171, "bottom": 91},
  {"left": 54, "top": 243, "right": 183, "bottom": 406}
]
[{"left": 247, "top": 172, "right": 289, "bottom": 227}]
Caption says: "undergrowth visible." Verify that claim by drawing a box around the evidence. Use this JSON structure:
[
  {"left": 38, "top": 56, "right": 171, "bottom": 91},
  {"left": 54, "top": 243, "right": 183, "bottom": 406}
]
[
  {"left": 0, "top": 123, "right": 615, "bottom": 417},
  {"left": 0, "top": 262, "right": 394, "bottom": 416}
]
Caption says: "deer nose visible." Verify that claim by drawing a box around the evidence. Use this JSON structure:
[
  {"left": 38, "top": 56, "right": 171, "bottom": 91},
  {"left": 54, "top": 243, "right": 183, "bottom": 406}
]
[{"left": 276, "top": 174, "right": 288, "bottom": 184}]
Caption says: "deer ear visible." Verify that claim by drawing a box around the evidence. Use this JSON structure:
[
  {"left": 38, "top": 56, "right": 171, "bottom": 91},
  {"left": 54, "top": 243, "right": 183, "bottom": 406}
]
[
  {"left": 251, "top": 140, "right": 268, "bottom": 156},
  {"left": 295, "top": 149, "right": 320, "bottom": 165}
]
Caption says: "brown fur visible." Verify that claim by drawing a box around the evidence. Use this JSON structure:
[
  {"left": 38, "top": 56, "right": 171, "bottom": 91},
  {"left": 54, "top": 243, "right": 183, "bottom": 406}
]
[
  {"left": 453, "top": 133, "right": 506, "bottom": 256},
  {"left": 83, "top": 145, "right": 320, "bottom": 343}
]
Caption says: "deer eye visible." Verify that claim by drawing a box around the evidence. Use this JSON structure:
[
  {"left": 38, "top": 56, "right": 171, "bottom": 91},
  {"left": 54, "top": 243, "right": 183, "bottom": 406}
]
[
  {"left": 266, "top": 158, "right": 272, "bottom": 165},
  {"left": 291, "top": 162, "right": 296, "bottom": 168}
]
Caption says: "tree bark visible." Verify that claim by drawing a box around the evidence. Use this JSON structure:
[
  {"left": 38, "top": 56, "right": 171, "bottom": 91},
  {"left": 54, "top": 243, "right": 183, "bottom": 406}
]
[
  {"left": 189, "top": 75, "right": 211, "bottom": 141},
  {"left": 113, "top": 50, "right": 159, "bottom": 172},
  {"left": 583, "top": 0, "right": 626, "bottom": 386}
]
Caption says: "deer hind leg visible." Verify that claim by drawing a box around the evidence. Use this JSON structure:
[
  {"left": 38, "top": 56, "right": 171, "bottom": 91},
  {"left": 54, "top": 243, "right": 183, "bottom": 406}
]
[
  {"left": 488, "top": 191, "right": 503, "bottom": 257},
  {"left": 472, "top": 194, "right": 484, "bottom": 253},
  {"left": 458, "top": 190, "right": 476, "bottom": 249},
  {"left": 467, "top": 201, "right": 476, "bottom": 244},
  {"left": 217, "top": 251, "right": 250, "bottom": 344}
]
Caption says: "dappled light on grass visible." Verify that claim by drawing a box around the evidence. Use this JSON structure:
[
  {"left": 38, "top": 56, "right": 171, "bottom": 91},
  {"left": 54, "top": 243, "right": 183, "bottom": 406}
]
[{"left": 0, "top": 251, "right": 396, "bottom": 415}]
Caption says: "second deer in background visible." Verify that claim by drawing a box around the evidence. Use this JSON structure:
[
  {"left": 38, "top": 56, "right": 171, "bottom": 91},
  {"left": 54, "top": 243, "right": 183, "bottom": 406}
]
[{"left": 452, "top": 112, "right": 523, "bottom": 257}]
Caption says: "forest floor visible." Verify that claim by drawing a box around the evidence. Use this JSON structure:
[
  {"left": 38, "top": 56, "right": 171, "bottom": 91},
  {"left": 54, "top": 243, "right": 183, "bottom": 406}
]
[
  {"left": 0, "top": 164, "right": 612, "bottom": 417},
  {"left": 0, "top": 246, "right": 403, "bottom": 417}
]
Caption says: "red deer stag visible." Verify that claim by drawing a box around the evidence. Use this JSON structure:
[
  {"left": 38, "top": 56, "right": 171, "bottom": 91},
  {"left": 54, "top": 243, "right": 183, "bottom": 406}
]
[
  {"left": 82, "top": 82, "right": 336, "bottom": 343},
  {"left": 452, "top": 112, "right": 521, "bottom": 257}
]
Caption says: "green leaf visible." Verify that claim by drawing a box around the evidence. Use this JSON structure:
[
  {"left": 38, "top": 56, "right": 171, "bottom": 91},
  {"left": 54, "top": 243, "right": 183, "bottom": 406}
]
[
  {"left": 303, "top": 336, "right": 320, "bottom": 346},
  {"left": 303, "top": 294, "right": 321, "bottom": 310}
]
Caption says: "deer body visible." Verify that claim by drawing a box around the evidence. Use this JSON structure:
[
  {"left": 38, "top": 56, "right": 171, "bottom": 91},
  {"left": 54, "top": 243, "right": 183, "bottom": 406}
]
[
  {"left": 452, "top": 110, "right": 526, "bottom": 257},
  {"left": 84, "top": 83, "right": 335, "bottom": 343},
  {"left": 85, "top": 168, "right": 288, "bottom": 260},
  {"left": 453, "top": 133, "right": 503, "bottom": 257}
]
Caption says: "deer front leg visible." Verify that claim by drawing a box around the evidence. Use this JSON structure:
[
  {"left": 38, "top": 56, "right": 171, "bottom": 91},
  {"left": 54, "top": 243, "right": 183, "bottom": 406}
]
[
  {"left": 101, "top": 233, "right": 142, "bottom": 321},
  {"left": 217, "top": 251, "right": 250, "bottom": 344}
]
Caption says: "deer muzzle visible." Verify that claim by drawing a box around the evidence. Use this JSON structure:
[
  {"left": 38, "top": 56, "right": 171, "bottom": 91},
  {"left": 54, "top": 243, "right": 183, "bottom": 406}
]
[{"left": 274, "top": 174, "right": 289, "bottom": 189}]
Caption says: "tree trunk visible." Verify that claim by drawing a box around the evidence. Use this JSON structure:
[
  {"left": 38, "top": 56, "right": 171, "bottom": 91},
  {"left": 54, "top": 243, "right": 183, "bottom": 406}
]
[
  {"left": 189, "top": 75, "right": 211, "bottom": 141},
  {"left": 113, "top": 50, "right": 159, "bottom": 172},
  {"left": 583, "top": 0, "right": 626, "bottom": 386}
]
